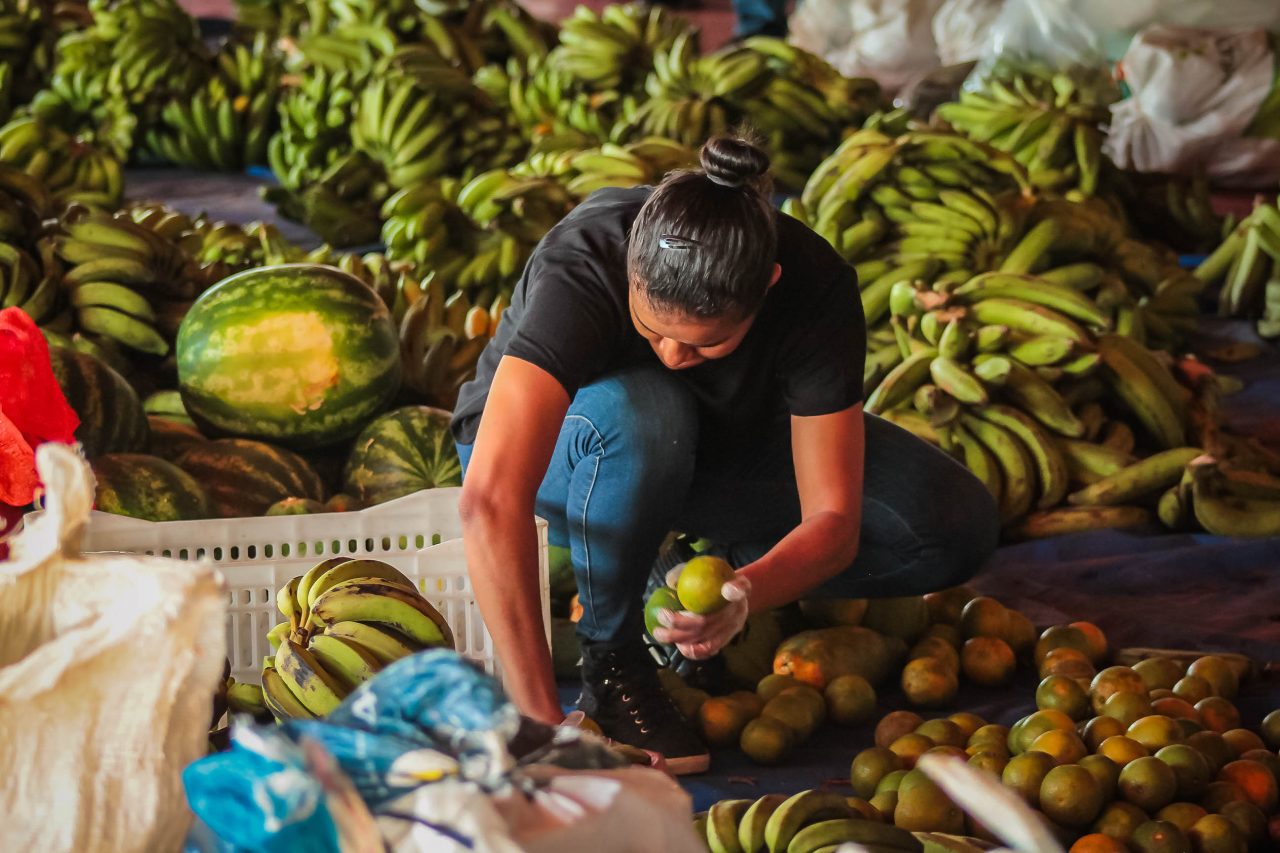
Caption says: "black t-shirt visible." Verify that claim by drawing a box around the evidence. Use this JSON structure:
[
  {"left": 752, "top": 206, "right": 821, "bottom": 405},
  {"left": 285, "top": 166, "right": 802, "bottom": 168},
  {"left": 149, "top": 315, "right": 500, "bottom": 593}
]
[{"left": 450, "top": 187, "right": 866, "bottom": 453}]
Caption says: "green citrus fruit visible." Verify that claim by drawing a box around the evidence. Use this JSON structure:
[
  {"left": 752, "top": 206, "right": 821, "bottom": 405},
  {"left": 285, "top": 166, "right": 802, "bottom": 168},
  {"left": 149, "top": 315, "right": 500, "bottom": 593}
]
[{"left": 675, "top": 555, "right": 736, "bottom": 614}]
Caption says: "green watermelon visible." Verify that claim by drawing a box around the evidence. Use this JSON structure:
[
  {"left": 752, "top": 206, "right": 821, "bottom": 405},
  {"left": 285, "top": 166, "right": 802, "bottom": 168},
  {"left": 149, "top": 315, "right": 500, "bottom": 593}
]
[
  {"left": 91, "top": 454, "right": 214, "bottom": 521},
  {"left": 48, "top": 346, "right": 149, "bottom": 458},
  {"left": 265, "top": 497, "right": 327, "bottom": 516},
  {"left": 175, "top": 263, "right": 401, "bottom": 450},
  {"left": 143, "top": 390, "right": 195, "bottom": 427},
  {"left": 177, "top": 438, "right": 327, "bottom": 518},
  {"left": 342, "top": 406, "right": 461, "bottom": 506},
  {"left": 147, "top": 416, "right": 206, "bottom": 462}
]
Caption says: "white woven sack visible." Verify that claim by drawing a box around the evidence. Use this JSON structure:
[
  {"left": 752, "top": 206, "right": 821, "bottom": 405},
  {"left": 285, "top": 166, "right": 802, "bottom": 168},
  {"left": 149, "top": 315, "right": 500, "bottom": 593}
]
[{"left": 0, "top": 444, "right": 226, "bottom": 853}]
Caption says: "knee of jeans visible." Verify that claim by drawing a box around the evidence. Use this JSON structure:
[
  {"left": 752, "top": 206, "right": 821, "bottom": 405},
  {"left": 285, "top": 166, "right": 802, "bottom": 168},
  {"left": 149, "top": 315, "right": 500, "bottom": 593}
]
[
  {"left": 577, "top": 368, "right": 698, "bottom": 467},
  {"left": 930, "top": 481, "right": 1000, "bottom": 588}
]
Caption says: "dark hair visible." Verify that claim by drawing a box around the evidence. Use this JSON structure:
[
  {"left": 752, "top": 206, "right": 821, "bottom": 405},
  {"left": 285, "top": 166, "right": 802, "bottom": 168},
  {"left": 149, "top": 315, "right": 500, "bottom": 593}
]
[{"left": 627, "top": 133, "right": 777, "bottom": 320}]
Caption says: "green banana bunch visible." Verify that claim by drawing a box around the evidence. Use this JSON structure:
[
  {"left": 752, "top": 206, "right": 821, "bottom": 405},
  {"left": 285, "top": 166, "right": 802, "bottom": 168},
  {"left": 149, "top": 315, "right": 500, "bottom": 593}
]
[
  {"left": 0, "top": 0, "right": 65, "bottom": 104},
  {"left": 700, "top": 789, "right": 924, "bottom": 853},
  {"left": 232, "top": 0, "right": 310, "bottom": 39},
  {"left": 502, "top": 54, "right": 624, "bottom": 146},
  {"left": 27, "top": 59, "right": 135, "bottom": 160},
  {"left": 267, "top": 65, "right": 362, "bottom": 193},
  {"left": 1195, "top": 197, "right": 1280, "bottom": 339},
  {"left": 145, "top": 34, "right": 282, "bottom": 171},
  {"left": 263, "top": 149, "right": 387, "bottom": 247},
  {"left": 0, "top": 238, "right": 60, "bottom": 324},
  {"left": 548, "top": 2, "right": 692, "bottom": 94},
  {"left": 53, "top": 205, "right": 198, "bottom": 354},
  {"left": 263, "top": 556, "right": 454, "bottom": 720},
  {"left": 1109, "top": 170, "right": 1228, "bottom": 254},
  {"left": 0, "top": 114, "right": 123, "bottom": 208},
  {"left": 94, "top": 0, "right": 211, "bottom": 111},
  {"left": 399, "top": 272, "right": 504, "bottom": 409},
  {"left": 937, "top": 58, "right": 1117, "bottom": 196},
  {"left": 380, "top": 177, "right": 475, "bottom": 281}
]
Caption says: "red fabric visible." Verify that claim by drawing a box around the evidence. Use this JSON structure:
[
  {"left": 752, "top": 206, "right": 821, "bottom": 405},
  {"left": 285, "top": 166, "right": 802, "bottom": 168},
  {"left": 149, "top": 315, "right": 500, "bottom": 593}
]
[{"left": 0, "top": 307, "right": 80, "bottom": 508}]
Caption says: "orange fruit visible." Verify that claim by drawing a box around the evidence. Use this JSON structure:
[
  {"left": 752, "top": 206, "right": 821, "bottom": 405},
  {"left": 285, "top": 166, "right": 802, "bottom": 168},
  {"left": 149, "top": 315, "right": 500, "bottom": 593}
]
[
  {"left": 1173, "top": 675, "right": 1214, "bottom": 704},
  {"left": 967, "top": 723, "right": 1010, "bottom": 750},
  {"left": 1035, "top": 625, "right": 1095, "bottom": 666},
  {"left": 923, "top": 586, "right": 974, "bottom": 625},
  {"left": 875, "top": 710, "right": 925, "bottom": 749},
  {"left": 909, "top": 635, "right": 960, "bottom": 670},
  {"left": 1194, "top": 697, "right": 1241, "bottom": 733},
  {"left": 1070, "top": 833, "right": 1127, "bottom": 852},
  {"left": 1260, "top": 709, "right": 1280, "bottom": 750},
  {"left": 916, "top": 718, "right": 966, "bottom": 748},
  {"left": 1079, "top": 753, "right": 1120, "bottom": 801},
  {"left": 1220, "top": 728, "right": 1266, "bottom": 758},
  {"left": 1040, "top": 764, "right": 1105, "bottom": 828},
  {"left": 1129, "top": 819, "right": 1190, "bottom": 852},
  {"left": 1068, "top": 621, "right": 1109, "bottom": 665},
  {"left": 675, "top": 555, "right": 736, "bottom": 614},
  {"left": 958, "top": 596, "right": 1009, "bottom": 639},
  {"left": 893, "top": 773, "right": 964, "bottom": 833},
  {"left": 1002, "top": 751, "right": 1057, "bottom": 807},
  {"left": 1186, "top": 656, "right": 1238, "bottom": 700},
  {"left": 757, "top": 673, "right": 801, "bottom": 702},
  {"left": 1238, "top": 749, "right": 1280, "bottom": 786},
  {"left": 1201, "top": 780, "right": 1249, "bottom": 811},
  {"left": 1186, "top": 730, "right": 1233, "bottom": 774},
  {"left": 1128, "top": 715, "right": 1183, "bottom": 751},
  {"left": 968, "top": 750, "right": 1008, "bottom": 776},
  {"left": 1133, "top": 656, "right": 1185, "bottom": 692},
  {"left": 1215, "top": 800, "right": 1266, "bottom": 845},
  {"left": 698, "top": 696, "right": 755, "bottom": 747},
  {"left": 1030, "top": 729, "right": 1088, "bottom": 765},
  {"left": 1149, "top": 688, "right": 1175, "bottom": 701},
  {"left": 1040, "top": 646, "right": 1096, "bottom": 680},
  {"left": 889, "top": 733, "right": 936, "bottom": 769},
  {"left": 1217, "top": 759, "right": 1279, "bottom": 812},
  {"left": 1155, "top": 802, "right": 1207, "bottom": 833},
  {"left": 1188, "top": 813, "right": 1248, "bottom": 853},
  {"left": 1001, "top": 609, "right": 1038, "bottom": 656},
  {"left": 1083, "top": 715, "right": 1127, "bottom": 751},
  {"left": 1102, "top": 691, "right": 1154, "bottom": 727},
  {"left": 947, "top": 711, "right": 986, "bottom": 740},
  {"left": 1099, "top": 735, "right": 1150, "bottom": 767},
  {"left": 1012, "top": 709, "right": 1077, "bottom": 753},
  {"left": 851, "top": 746, "right": 903, "bottom": 799},
  {"left": 1090, "top": 666, "right": 1147, "bottom": 714},
  {"left": 1093, "top": 800, "right": 1149, "bottom": 843},
  {"left": 1036, "top": 674, "right": 1091, "bottom": 720},
  {"left": 925, "top": 745, "right": 968, "bottom": 761},
  {"left": 961, "top": 636, "right": 1017, "bottom": 686},
  {"left": 901, "top": 656, "right": 959, "bottom": 709},
  {"left": 923, "top": 622, "right": 962, "bottom": 648},
  {"left": 740, "top": 716, "right": 793, "bottom": 765},
  {"left": 1155, "top": 743, "right": 1212, "bottom": 800},
  {"left": 1151, "top": 696, "right": 1201, "bottom": 722},
  {"left": 1118, "top": 756, "right": 1177, "bottom": 811},
  {"left": 824, "top": 674, "right": 876, "bottom": 726}
]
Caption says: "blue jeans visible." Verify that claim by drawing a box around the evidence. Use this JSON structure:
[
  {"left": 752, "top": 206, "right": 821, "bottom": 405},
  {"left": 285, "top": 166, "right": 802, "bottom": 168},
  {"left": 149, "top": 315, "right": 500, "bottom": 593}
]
[
  {"left": 733, "top": 0, "right": 789, "bottom": 37},
  {"left": 457, "top": 366, "right": 999, "bottom": 645}
]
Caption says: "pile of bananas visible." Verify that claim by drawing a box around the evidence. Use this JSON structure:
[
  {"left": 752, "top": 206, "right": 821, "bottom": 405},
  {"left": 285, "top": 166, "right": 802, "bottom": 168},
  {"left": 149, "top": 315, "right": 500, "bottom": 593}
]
[
  {"left": 1168, "top": 454, "right": 1280, "bottom": 538},
  {"left": 936, "top": 59, "right": 1117, "bottom": 196},
  {"left": 1109, "top": 171, "right": 1228, "bottom": 255},
  {"left": 865, "top": 269, "right": 1202, "bottom": 533},
  {"left": 0, "top": 114, "right": 123, "bottom": 207},
  {"left": 548, "top": 2, "right": 690, "bottom": 94},
  {"left": 493, "top": 55, "right": 628, "bottom": 149},
  {"left": 144, "top": 35, "right": 281, "bottom": 172},
  {"left": 0, "top": 163, "right": 60, "bottom": 324},
  {"left": 398, "top": 270, "right": 505, "bottom": 409},
  {"left": 266, "top": 65, "right": 362, "bottom": 195},
  {"left": 695, "top": 789, "right": 933, "bottom": 853},
  {"left": 51, "top": 205, "right": 200, "bottom": 355},
  {"left": 262, "top": 556, "right": 454, "bottom": 720},
  {"left": 1195, "top": 197, "right": 1280, "bottom": 338}
]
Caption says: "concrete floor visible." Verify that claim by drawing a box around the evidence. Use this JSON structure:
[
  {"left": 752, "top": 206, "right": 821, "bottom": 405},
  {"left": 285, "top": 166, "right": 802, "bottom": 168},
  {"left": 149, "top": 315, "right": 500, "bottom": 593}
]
[{"left": 179, "top": 0, "right": 739, "bottom": 48}]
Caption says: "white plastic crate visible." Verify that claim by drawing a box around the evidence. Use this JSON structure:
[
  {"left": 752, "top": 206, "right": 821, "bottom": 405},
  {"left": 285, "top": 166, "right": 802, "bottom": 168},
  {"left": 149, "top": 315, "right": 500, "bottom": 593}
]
[{"left": 70, "top": 487, "right": 549, "bottom": 686}]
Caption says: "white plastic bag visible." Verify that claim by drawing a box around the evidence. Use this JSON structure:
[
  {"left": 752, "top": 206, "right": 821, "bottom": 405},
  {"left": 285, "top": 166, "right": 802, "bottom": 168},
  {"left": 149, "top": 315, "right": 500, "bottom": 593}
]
[
  {"left": 932, "top": 0, "right": 1005, "bottom": 66},
  {"left": 378, "top": 765, "right": 704, "bottom": 853},
  {"left": 790, "top": 0, "right": 946, "bottom": 96},
  {"left": 967, "top": 0, "right": 1113, "bottom": 90},
  {"left": 1106, "top": 25, "right": 1280, "bottom": 186},
  {"left": 0, "top": 444, "right": 226, "bottom": 853}
]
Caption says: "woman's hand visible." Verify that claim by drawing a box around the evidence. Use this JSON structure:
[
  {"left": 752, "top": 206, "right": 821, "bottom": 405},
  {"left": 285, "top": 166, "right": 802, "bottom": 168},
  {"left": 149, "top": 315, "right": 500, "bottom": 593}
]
[{"left": 651, "top": 565, "right": 751, "bottom": 660}]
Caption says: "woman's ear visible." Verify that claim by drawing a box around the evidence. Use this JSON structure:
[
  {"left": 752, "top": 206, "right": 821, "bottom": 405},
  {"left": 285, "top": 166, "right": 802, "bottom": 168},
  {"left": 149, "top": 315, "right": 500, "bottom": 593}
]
[{"left": 768, "top": 263, "right": 782, "bottom": 288}]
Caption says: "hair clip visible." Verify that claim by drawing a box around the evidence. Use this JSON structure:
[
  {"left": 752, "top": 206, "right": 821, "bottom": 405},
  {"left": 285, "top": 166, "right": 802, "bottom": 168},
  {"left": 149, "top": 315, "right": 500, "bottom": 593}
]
[{"left": 658, "top": 234, "right": 699, "bottom": 251}]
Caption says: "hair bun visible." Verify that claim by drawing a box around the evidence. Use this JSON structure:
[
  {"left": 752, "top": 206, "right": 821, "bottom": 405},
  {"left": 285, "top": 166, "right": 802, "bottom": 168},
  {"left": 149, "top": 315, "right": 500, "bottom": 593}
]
[{"left": 699, "top": 134, "right": 771, "bottom": 191}]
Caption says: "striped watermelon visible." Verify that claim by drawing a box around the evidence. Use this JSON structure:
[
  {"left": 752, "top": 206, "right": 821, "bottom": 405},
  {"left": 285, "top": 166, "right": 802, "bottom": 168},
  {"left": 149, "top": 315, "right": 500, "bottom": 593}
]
[
  {"left": 48, "top": 346, "right": 149, "bottom": 458},
  {"left": 91, "top": 454, "right": 214, "bottom": 521},
  {"left": 342, "top": 406, "right": 461, "bottom": 506},
  {"left": 177, "top": 438, "right": 327, "bottom": 518},
  {"left": 175, "top": 264, "right": 401, "bottom": 450},
  {"left": 147, "top": 415, "right": 206, "bottom": 463}
]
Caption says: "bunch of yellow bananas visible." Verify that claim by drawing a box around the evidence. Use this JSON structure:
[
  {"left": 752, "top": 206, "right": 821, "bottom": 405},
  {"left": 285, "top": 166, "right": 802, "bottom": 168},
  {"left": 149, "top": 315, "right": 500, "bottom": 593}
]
[{"left": 263, "top": 556, "right": 454, "bottom": 720}]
